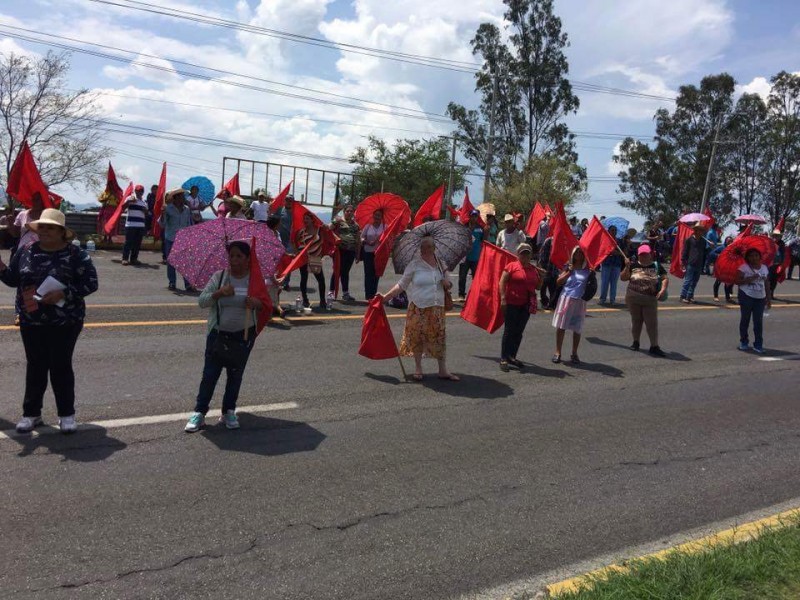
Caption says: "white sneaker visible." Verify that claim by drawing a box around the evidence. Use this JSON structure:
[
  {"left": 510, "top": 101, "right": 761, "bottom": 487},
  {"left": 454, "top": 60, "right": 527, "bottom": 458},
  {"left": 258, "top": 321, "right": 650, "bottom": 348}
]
[
  {"left": 58, "top": 415, "right": 77, "bottom": 434},
  {"left": 326, "top": 291, "right": 334, "bottom": 301},
  {"left": 220, "top": 410, "right": 240, "bottom": 430},
  {"left": 16, "top": 416, "right": 43, "bottom": 433},
  {"left": 184, "top": 412, "right": 205, "bottom": 433}
]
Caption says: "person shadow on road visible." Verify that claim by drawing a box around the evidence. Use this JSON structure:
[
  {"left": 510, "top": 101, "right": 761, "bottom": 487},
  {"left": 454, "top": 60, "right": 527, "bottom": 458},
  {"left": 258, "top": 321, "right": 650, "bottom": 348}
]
[{"left": 0, "top": 418, "right": 127, "bottom": 462}]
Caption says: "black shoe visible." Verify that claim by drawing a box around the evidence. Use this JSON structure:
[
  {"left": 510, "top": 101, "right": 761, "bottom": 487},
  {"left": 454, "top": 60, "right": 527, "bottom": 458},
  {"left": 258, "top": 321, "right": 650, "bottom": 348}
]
[
  {"left": 499, "top": 361, "right": 510, "bottom": 372},
  {"left": 168, "top": 284, "right": 176, "bottom": 291},
  {"left": 508, "top": 358, "right": 524, "bottom": 369},
  {"left": 630, "top": 341, "right": 640, "bottom": 351},
  {"left": 649, "top": 346, "right": 666, "bottom": 357}
]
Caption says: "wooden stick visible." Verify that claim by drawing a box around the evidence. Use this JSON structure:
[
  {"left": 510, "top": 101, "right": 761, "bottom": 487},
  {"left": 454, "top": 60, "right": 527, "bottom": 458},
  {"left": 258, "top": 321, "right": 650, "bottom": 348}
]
[
  {"left": 243, "top": 306, "right": 251, "bottom": 341},
  {"left": 396, "top": 354, "right": 408, "bottom": 382}
]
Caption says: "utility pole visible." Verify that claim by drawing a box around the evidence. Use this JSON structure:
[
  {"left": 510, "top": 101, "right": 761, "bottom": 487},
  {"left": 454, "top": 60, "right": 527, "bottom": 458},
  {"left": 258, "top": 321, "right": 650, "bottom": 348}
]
[
  {"left": 446, "top": 136, "right": 457, "bottom": 218},
  {"left": 484, "top": 73, "right": 498, "bottom": 203},
  {"left": 700, "top": 116, "right": 723, "bottom": 213}
]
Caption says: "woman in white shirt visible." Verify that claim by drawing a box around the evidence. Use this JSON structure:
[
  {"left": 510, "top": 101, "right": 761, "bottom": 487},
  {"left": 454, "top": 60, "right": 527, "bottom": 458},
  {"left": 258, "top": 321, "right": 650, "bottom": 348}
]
[
  {"left": 225, "top": 196, "right": 248, "bottom": 220},
  {"left": 735, "top": 248, "right": 771, "bottom": 353},
  {"left": 360, "top": 209, "right": 385, "bottom": 300},
  {"left": 382, "top": 236, "right": 459, "bottom": 382}
]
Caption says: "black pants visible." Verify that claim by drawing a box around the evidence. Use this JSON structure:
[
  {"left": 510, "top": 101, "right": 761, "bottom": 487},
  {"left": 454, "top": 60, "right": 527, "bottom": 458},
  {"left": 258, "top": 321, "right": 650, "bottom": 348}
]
[
  {"left": 363, "top": 251, "right": 379, "bottom": 300},
  {"left": 768, "top": 266, "right": 779, "bottom": 298},
  {"left": 458, "top": 260, "right": 478, "bottom": 297},
  {"left": 501, "top": 304, "right": 530, "bottom": 360},
  {"left": 331, "top": 248, "right": 357, "bottom": 294},
  {"left": 540, "top": 273, "right": 559, "bottom": 309},
  {"left": 122, "top": 227, "right": 145, "bottom": 262},
  {"left": 713, "top": 280, "right": 734, "bottom": 300},
  {"left": 20, "top": 323, "right": 83, "bottom": 417},
  {"left": 194, "top": 329, "right": 255, "bottom": 415},
  {"left": 300, "top": 266, "right": 326, "bottom": 304}
]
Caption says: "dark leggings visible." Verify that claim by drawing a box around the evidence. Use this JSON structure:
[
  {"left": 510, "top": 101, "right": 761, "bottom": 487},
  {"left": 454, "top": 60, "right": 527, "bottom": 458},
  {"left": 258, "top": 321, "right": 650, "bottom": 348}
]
[
  {"left": 501, "top": 304, "right": 530, "bottom": 360},
  {"left": 20, "top": 323, "right": 83, "bottom": 417},
  {"left": 713, "top": 280, "right": 734, "bottom": 300},
  {"left": 300, "top": 266, "right": 326, "bottom": 304},
  {"left": 331, "top": 248, "right": 356, "bottom": 293}
]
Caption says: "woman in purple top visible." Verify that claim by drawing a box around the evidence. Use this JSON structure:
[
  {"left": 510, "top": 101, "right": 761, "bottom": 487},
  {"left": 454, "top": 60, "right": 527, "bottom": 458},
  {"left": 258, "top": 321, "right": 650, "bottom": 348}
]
[{"left": 551, "top": 246, "right": 590, "bottom": 364}]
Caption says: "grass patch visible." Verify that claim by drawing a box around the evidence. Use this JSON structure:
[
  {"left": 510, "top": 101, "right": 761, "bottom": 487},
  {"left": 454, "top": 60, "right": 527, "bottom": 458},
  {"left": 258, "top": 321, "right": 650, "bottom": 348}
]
[{"left": 552, "top": 515, "right": 800, "bottom": 600}]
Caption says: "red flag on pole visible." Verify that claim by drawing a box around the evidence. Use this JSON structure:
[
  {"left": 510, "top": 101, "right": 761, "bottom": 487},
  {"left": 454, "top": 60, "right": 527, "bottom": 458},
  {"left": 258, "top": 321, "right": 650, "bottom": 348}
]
[
  {"left": 446, "top": 204, "right": 459, "bottom": 220},
  {"left": 247, "top": 236, "right": 273, "bottom": 336},
  {"left": 457, "top": 188, "right": 485, "bottom": 227},
  {"left": 104, "top": 181, "right": 134, "bottom": 236},
  {"left": 6, "top": 141, "right": 54, "bottom": 209},
  {"left": 276, "top": 245, "right": 310, "bottom": 281},
  {"left": 460, "top": 242, "right": 517, "bottom": 333},
  {"left": 413, "top": 185, "right": 445, "bottom": 227},
  {"left": 358, "top": 295, "right": 400, "bottom": 360},
  {"left": 549, "top": 203, "right": 579, "bottom": 269},
  {"left": 151, "top": 162, "right": 167, "bottom": 238},
  {"left": 669, "top": 222, "right": 693, "bottom": 278},
  {"left": 269, "top": 181, "right": 293, "bottom": 213},
  {"left": 374, "top": 213, "right": 405, "bottom": 278},
  {"left": 216, "top": 174, "right": 240, "bottom": 199},
  {"left": 579, "top": 216, "right": 618, "bottom": 269},
  {"left": 703, "top": 206, "right": 716, "bottom": 229},
  {"left": 525, "top": 202, "right": 547, "bottom": 238}
]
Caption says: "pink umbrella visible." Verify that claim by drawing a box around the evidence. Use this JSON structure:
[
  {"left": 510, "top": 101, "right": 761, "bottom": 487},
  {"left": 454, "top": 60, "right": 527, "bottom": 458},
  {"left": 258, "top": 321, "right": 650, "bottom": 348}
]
[
  {"left": 679, "top": 212, "right": 712, "bottom": 224},
  {"left": 168, "top": 219, "right": 286, "bottom": 288},
  {"left": 734, "top": 214, "right": 767, "bottom": 224}
]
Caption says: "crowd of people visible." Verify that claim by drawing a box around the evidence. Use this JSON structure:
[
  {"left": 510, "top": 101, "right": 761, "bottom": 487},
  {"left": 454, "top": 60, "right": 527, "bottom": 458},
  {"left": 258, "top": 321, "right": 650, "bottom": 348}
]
[{"left": 0, "top": 187, "right": 795, "bottom": 436}]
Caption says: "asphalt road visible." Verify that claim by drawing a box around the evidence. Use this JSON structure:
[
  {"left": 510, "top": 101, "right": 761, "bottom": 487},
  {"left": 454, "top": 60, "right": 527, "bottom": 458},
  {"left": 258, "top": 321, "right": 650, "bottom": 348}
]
[{"left": 1, "top": 250, "right": 799, "bottom": 600}]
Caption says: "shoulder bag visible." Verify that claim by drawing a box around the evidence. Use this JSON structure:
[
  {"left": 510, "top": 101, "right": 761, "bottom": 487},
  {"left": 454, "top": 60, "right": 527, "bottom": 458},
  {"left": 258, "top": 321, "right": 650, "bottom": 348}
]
[
  {"left": 581, "top": 270, "right": 598, "bottom": 301},
  {"left": 211, "top": 271, "right": 250, "bottom": 370}
]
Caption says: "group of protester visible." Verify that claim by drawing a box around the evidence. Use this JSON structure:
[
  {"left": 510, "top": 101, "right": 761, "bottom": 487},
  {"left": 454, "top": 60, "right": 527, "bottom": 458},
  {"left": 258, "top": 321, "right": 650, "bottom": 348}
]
[{"left": 0, "top": 187, "right": 793, "bottom": 436}]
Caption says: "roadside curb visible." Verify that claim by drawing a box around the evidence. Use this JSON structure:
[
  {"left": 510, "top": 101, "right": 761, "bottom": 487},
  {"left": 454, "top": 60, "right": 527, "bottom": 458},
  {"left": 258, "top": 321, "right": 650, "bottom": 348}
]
[{"left": 544, "top": 506, "right": 800, "bottom": 598}]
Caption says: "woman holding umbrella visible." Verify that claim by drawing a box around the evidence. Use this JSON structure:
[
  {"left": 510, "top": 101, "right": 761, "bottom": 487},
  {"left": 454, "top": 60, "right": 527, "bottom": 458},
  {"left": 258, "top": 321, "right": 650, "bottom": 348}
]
[
  {"left": 382, "top": 235, "right": 459, "bottom": 382},
  {"left": 296, "top": 211, "right": 328, "bottom": 309}
]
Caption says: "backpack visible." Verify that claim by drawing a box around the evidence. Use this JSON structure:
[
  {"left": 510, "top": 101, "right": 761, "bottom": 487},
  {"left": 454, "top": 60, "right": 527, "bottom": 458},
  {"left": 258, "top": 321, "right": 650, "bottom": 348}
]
[{"left": 581, "top": 270, "right": 598, "bottom": 301}]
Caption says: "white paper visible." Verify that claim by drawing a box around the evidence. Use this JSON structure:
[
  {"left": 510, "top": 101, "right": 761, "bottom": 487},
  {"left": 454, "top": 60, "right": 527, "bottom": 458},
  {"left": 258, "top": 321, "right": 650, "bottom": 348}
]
[{"left": 35, "top": 276, "right": 67, "bottom": 307}]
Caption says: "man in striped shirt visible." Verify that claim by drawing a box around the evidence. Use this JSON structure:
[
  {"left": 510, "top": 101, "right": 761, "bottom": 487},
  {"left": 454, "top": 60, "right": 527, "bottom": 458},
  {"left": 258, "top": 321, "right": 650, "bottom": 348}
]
[{"left": 121, "top": 184, "right": 149, "bottom": 266}]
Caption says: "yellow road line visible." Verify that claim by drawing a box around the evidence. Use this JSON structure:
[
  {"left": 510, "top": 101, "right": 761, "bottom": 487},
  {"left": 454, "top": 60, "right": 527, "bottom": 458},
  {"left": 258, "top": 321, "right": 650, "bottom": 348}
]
[
  {"left": 0, "top": 304, "right": 797, "bottom": 331},
  {"left": 546, "top": 507, "right": 800, "bottom": 597}
]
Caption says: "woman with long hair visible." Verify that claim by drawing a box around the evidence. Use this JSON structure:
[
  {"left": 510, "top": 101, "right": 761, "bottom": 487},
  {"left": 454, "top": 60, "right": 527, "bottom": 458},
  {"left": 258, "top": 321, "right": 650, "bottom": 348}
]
[{"left": 296, "top": 212, "right": 327, "bottom": 309}]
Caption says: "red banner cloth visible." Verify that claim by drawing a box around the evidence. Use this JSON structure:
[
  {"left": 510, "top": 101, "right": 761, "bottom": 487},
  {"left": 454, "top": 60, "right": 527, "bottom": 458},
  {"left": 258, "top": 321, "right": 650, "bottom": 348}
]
[
  {"left": 457, "top": 188, "right": 485, "bottom": 227},
  {"left": 277, "top": 245, "right": 310, "bottom": 281},
  {"left": 460, "top": 242, "right": 517, "bottom": 333},
  {"left": 151, "top": 162, "right": 167, "bottom": 238},
  {"left": 216, "top": 174, "right": 240, "bottom": 199},
  {"left": 549, "top": 203, "right": 580, "bottom": 269},
  {"left": 247, "top": 236, "right": 273, "bottom": 335},
  {"left": 269, "top": 181, "right": 293, "bottom": 213},
  {"left": 525, "top": 202, "right": 547, "bottom": 238},
  {"left": 6, "top": 141, "right": 54, "bottom": 209},
  {"left": 374, "top": 213, "right": 406, "bottom": 278},
  {"left": 413, "top": 184, "right": 445, "bottom": 227},
  {"left": 703, "top": 206, "right": 716, "bottom": 230},
  {"left": 669, "top": 222, "right": 694, "bottom": 278},
  {"left": 358, "top": 294, "right": 400, "bottom": 359},
  {"left": 104, "top": 181, "right": 134, "bottom": 236},
  {"left": 579, "top": 216, "right": 618, "bottom": 269}
]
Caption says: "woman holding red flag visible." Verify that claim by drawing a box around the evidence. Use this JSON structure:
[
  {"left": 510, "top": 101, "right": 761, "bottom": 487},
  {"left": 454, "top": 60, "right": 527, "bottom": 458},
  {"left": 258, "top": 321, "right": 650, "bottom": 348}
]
[
  {"left": 551, "top": 246, "right": 590, "bottom": 364},
  {"left": 499, "top": 243, "right": 541, "bottom": 372},
  {"left": 295, "top": 211, "right": 327, "bottom": 310},
  {"left": 382, "top": 236, "right": 459, "bottom": 382},
  {"left": 185, "top": 241, "right": 264, "bottom": 432}
]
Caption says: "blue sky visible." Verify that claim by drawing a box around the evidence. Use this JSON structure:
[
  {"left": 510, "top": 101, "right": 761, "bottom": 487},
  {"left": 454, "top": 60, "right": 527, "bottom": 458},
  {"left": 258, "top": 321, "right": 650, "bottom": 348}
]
[{"left": 1, "top": 0, "right": 798, "bottom": 228}]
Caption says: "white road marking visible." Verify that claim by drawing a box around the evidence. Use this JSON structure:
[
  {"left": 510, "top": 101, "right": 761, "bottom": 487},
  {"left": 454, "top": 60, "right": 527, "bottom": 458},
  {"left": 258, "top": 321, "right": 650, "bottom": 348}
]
[
  {"left": 758, "top": 355, "right": 800, "bottom": 362},
  {"left": 0, "top": 402, "right": 299, "bottom": 440}
]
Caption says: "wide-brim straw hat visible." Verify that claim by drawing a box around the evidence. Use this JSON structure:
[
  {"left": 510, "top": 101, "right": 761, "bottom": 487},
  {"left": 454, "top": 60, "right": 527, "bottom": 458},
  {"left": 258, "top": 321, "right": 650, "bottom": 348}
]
[
  {"left": 165, "top": 188, "right": 187, "bottom": 200},
  {"left": 28, "top": 208, "right": 75, "bottom": 240},
  {"left": 227, "top": 195, "right": 246, "bottom": 207}
]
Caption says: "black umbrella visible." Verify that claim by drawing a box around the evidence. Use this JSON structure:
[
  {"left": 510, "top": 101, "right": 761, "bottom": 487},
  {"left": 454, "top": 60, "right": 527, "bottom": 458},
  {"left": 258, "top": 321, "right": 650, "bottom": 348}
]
[{"left": 392, "top": 220, "right": 472, "bottom": 274}]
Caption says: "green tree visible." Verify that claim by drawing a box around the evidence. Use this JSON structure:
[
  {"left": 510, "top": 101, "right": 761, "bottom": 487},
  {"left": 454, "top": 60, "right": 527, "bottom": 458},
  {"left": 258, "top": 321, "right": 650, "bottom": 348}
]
[
  {"left": 615, "top": 73, "right": 737, "bottom": 224},
  {"left": 341, "top": 136, "right": 466, "bottom": 212},
  {"left": 447, "top": 0, "right": 582, "bottom": 191}
]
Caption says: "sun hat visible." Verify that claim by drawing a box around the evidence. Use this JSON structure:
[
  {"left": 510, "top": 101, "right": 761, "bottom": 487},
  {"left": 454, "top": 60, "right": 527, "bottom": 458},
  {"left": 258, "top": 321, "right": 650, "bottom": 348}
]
[
  {"left": 28, "top": 208, "right": 75, "bottom": 240},
  {"left": 165, "top": 188, "right": 187, "bottom": 199},
  {"left": 517, "top": 242, "right": 533, "bottom": 255},
  {"left": 637, "top": 244, "right": 652, "bottom": 255},
  {"left": 227, "top": 195, "right": 246, "bottom": 207},
  {"left": 503, "top": 214, "right": 514, "bottom": 222}
]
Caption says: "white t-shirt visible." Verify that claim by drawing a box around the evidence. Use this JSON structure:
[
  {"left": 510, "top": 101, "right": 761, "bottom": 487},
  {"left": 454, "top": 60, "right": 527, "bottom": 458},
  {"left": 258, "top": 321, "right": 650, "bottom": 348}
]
[
  {"left": 397, "top": 257, "right": 447, "bottom": 308},
  {"left": 496, "top": 228, "right": 527, "bottom": 254},
  {"left": 361, "top": 223, "right": 385, "bottom": 253},
  {"left": 738, "top": 264, "right": 769, "bottom": 299},
  {"left": 187, "top": 195, "right": 205, "bottom": 223},
  {"left": 252, "top": 201, "right": 269, "bottom": 222}
]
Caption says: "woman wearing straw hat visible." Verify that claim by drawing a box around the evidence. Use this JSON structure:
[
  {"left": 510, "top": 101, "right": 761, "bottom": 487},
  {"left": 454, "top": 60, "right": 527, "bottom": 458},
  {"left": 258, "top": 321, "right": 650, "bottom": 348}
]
[
  {"left": 225, "top": 195, "right": 248, "bottom": 220},
  {"left": 162, "top": 188, "right": 193, "bottom": 291},
  {"left": 0, "top": 208, "right": 98, "bottom": 433}
]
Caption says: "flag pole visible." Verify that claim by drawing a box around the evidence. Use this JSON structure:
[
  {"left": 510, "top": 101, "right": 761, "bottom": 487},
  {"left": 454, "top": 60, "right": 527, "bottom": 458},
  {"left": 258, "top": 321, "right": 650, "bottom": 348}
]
[
  {"left": 243, "top": 307, "right": 251, "bottom": 341},
  {"left": 396, "top": 355, "right": 408, "bottom": 381}
]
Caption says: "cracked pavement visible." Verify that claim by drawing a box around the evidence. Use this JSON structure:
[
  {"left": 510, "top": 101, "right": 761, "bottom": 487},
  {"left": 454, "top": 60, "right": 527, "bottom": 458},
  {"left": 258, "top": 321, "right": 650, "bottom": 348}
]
[{"left": 1, "top": 252, "right": 800, "bottom": 599}]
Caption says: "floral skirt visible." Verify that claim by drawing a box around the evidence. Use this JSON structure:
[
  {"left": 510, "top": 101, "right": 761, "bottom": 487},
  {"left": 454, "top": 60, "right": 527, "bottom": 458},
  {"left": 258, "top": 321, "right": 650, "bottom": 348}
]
[
  {"left": 399, "top": 303, "right": 446, "bottom": 359},
  {"left": 551, "top": 294, "right": 587, "bottom": 334}
]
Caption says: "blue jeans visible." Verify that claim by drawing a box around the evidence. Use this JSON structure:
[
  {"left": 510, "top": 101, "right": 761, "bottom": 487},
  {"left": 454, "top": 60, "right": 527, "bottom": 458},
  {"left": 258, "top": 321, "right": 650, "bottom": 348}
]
[
  {"left": 738, "top": 290, "right": 765, "bottom": 349},
  {"left": 680, "top": 265, "right": 702, "bottom": 300},
  {"left": 163, "top": 238, "right": 189, "bottom": 288},
  {"left": 600, "top": 264, "right": 620, "bottom": 303},
  {"left": 194, "top": 329, "right": 255, "bottom": 414}
]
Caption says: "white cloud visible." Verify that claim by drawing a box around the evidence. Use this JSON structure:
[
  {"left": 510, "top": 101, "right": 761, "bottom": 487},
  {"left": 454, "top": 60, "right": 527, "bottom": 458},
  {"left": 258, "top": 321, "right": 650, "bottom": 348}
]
[{"left": 736, "top": 76, "right": 772, "bottom": 100}]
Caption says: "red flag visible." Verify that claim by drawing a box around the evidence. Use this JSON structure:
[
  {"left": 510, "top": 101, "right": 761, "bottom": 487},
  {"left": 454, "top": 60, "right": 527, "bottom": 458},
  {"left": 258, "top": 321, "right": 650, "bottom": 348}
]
[
  {"left": 104, "top": 181, "right": 134, "bottom": 236},
  {"left": 277, "top": 245, "right": 310, "bottom": 281},
  {"left": 269, "top": 181, "right": 293, "bottom": 213},
  {"left": 413, "top": 184, "right": 444, "bottom": 227},
  {"left": 374, "top": 213, "right": 405, "bottom": 278},
  {"left": 775, "top": 216, "right": 785, "bottom": 233},
  {"left": 669, "top": 222, "right": 694, "bottom": 278},
  {"left": 579, "top": 216, "right": 618, "bottom": 269},
  {"left": 446, "top": 204, "right": 460, "bottom": 220},
  {"left": 549, "top": 203, "right": 579, "bottom": 269},
  {"left": 703, "top": 206, "right": 716, "bottom": 229},
  {"left": 544, "top": 203, "right": 553, "bottom": 217},
  {"left": 106, "top": 163, "right": 124, "bottom": 203},
  {"left": 358, "top": 294, "right": 399, "bottom": 360},
  {"left": 457, "top": 188, "right": 485, "bottom": 227},
  {"left": 525, "top": 202, "right": 547, "bottom": 238},
  {"left": 6, "top": 141, "right": 54, "bottom": 209},
  {"left": 247, "top": 236, "right": 273, "bottom": 335},
  {"left": 48, "top": 191, "right": 63, "bottom": 209},
  {"left": 151, "top": 162, "right": 167, "bottom": 238},
  {"left": 460, "top": 242, "right": 517, "bottom": 333},
  {"left": 216, "top": 174, "right": 240, "bottom": 199}
]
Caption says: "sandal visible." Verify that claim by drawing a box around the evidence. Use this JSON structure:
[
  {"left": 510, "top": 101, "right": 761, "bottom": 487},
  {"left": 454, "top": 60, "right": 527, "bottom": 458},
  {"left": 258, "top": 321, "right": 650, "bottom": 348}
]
[
  {"left": 551, "top": 354, "right": 561, "bottom": 364},
  {"left": 570, "top": 354, "right": 580, "bottom": 364},
  {"left": 411, "top": 373, "right": 424, "bottom": 382},
  {"left": 437, "top": 373, "right": 460, "bottom": 381},
  {"left": 499, "top": 361, "right": 510, "bottom": 373}
]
